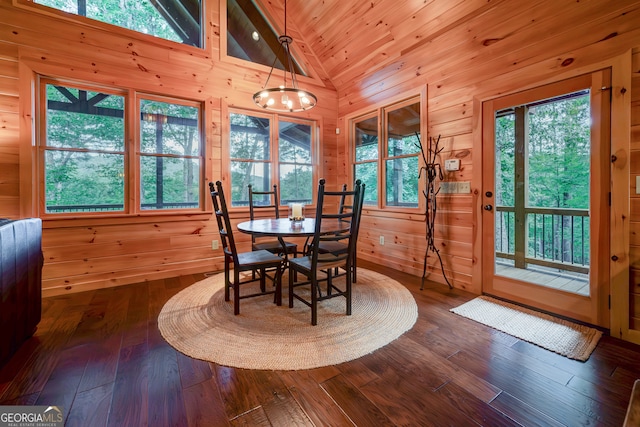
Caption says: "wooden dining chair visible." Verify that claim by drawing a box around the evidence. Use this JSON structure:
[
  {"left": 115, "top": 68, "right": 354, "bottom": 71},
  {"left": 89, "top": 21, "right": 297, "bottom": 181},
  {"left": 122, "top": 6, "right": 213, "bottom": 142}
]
[
  {"left": 288, "top": 179, "right": 362, "bottom": 325},
  {"left": 248, "top": 184, "right": 298, "bottom": 257},
  {"left": 316, "top": 182, "right": 366, "bottom": 282},
  {"left": 209, "top": 181, "right": 285, "bottom": 315}
]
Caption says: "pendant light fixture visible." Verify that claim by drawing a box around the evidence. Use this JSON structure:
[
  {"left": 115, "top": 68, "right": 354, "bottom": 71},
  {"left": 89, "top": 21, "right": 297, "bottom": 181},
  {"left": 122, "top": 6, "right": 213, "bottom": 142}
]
[{"left": 252, "top": 0, "right": 317, "bottom": 112}]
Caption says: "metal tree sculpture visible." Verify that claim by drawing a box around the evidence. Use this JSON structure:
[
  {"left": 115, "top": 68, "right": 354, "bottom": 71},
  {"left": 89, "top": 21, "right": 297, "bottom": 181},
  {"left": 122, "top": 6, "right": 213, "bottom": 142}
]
[{"left": 416, "top": 134, "right": 452, "bottom": 290}]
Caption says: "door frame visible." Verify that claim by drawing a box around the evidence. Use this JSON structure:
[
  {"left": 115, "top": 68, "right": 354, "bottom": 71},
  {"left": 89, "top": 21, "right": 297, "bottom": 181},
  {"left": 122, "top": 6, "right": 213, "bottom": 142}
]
[
  {"left": 470, "top": 53, "right": 632, "bottom": 339},
  {"left": 478, "top": 71, "right": 612, "bottom": 327}
]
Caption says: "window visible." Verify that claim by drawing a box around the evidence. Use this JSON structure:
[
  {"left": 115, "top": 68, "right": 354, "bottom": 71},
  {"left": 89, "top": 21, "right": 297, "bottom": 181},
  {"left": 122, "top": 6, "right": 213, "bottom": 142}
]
[
  {"left": 140, "top": 99, "right": 202, "bottom": 210},
  {"left": 40, "top": 78, "right": 203, "bottom": 215},
  {"left": 229, "top": 111, "right": 315, "bottom": 207},
  {"left": 384, "top": 100, "right": 421, "bottom": 207},
  {"left": 351, "top": 97, "right": 421, "bottom": 209},
  {"left": 226, "top": 0, "right": 305, "bottom": 75},
  {"left": 32, "top": 0, "right": 203, "bottom": 47},
  {"left": 353, "top": 114, "right": 379, "bottom": 206},
  {"left": 494, "top": 90, "right": 591, "bottom": 269},
  {"left": 278, "top": 118, "right": 313, "bottom": 203}
]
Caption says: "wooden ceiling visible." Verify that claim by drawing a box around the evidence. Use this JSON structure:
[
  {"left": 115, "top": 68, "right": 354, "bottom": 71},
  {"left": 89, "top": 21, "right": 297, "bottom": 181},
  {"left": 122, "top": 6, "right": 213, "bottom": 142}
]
[{"left": 259, "top": 0, "right": 501, "bottom": 93}]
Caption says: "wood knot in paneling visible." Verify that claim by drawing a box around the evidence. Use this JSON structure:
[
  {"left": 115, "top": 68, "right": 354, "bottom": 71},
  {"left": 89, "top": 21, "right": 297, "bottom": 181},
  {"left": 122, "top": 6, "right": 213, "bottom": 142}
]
[
  {"left": 561, "top": 58, "right": 574, "bottom": 67},
  {"left": 455, "top": 149, "right": 470, "bottom": 159},
  {"left": 482, "top": 38, "right": 502, "bottom": 46},
  {"left": 600, "top": 32, "right": 618, "bottom": 42},
  {"left": 613, "top": 148, "right": 628, "bottom": 169}
]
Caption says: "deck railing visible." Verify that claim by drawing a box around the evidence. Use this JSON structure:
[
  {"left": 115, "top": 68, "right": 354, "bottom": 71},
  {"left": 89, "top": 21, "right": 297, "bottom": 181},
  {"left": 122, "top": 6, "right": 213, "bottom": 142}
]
[
  {"left": 495, "top": 206, "right": 589, "bottom": 274},
  {"left": 46, "top": 202, "right": 199, "bottom": 212}
]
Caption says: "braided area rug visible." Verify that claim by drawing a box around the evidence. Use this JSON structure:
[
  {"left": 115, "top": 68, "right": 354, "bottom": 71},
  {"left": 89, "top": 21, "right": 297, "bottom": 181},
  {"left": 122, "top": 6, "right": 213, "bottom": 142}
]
[
  {"left": 450, "top": 295, "right": 602, "bottom": 361},
  {"left": 158, "top": 268, "right": 417, "bottom": 370}
]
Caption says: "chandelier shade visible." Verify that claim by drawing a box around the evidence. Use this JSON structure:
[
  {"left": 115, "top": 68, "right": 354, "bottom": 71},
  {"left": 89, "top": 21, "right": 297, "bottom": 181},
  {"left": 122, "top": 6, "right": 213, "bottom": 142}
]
[{"left": 252, "top": 2, "right": 317, "bottom": 112}]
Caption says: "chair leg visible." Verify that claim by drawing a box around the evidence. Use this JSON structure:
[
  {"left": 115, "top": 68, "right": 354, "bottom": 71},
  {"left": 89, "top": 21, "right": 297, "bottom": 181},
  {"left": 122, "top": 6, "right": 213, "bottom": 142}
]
[
  {"left": 260, "top": 268, "right": 266, "bottom": 293},
  {"left": 311, "top": 275, "right": 318, "bottom": 326},
  {"left": 275, "top": 264, "right": 282, "bottom": 306},
  {"left": 289, "top": 266, "right": 295, "bottom": 308},
  {"left": 346, "top": 262, "right": 352, "bottom": 316},
  {"left": 353, "top": 254, "right": 357, "bottom": 283},
  {"left": 292, "top": 248, "right": 298, "bottom": 281},
  {"left": 224, "top": 258, "right": 231, "bottom": 302},
  {"left": 234, "top": 269, "right": 240, "bottom": 315}
]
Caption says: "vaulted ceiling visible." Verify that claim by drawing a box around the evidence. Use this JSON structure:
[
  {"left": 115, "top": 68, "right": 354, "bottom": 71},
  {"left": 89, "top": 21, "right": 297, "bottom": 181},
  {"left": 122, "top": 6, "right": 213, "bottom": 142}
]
[{"left": 258, "top": 0, "right": 502, "bottom": 93}]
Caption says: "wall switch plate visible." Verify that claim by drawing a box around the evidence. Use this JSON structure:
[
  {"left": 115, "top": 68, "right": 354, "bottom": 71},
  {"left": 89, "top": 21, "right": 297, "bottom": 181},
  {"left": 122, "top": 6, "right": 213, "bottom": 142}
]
[
  {"left": 637, "top": 176, "right": 640, "bottom": 194},
  {"left": 211, "top": 240, "right": 219, "bottom": 250},
  {"left": 458, "top": 181, "right": 471, "bottom": 193},
  {"left": 444, "top": 159, "right": 460, "bottom": 171},
  {"left": 439, "top": 181, "right": 470, "bottom": 194},
  {"left": 439, "top": 182, "right": 456, "bottom": 193},
  {"left": 379, "top": 235, "right": 385, "bottom": 245}
]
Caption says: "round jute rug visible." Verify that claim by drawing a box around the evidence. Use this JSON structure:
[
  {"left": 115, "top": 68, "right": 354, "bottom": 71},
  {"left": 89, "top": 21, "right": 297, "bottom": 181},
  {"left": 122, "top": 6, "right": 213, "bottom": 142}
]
[{"left": 158, "top": 268, "right": 417, "bottom": 370}]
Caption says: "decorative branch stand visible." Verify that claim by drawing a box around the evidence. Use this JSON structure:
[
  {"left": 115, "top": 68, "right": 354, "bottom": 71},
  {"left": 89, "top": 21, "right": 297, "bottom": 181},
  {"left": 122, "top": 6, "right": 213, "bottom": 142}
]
[{"left": 416, "top": 134, "right": 452, "bottom": 290}]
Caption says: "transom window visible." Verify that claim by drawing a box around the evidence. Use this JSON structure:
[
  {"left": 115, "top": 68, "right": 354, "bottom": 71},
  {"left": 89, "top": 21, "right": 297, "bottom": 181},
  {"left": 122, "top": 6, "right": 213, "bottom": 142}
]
[
  {"left": 31, "top": 0, "right": 203, "bottom": 47},
  {"left": 229, "top": 111, "right": 315, "bottom": 207},
  {"left": 39, "top": 78, "right": 203, "bottom": 215},
  {"left": 226, "top": 0, "right": 305, "bottom": 75},
  {"left": 351, "top": 97, "right": 421, "bottom": 209}
]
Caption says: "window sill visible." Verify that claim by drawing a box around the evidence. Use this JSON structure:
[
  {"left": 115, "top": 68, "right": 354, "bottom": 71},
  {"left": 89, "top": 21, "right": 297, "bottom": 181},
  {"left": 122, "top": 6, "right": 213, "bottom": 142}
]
[{"left": 41, "top": 210, "right": 213, "bottom": 229}]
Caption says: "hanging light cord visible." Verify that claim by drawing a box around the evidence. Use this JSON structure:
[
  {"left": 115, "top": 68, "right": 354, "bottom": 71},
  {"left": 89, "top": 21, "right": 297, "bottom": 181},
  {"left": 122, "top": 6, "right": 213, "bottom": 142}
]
[
  {"left": 260, "top": 0, "right": 298, "bottom": 91},
  {"left": 252, "top": 0, "right": 317, "bottom": 111}
]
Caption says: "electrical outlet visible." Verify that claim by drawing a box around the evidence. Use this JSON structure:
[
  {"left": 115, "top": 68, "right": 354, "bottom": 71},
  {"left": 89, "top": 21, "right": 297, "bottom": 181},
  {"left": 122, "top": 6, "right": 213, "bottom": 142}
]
[
  {"left": 211, "top": 240, "right": 219, "bottom": 250},
  {"left": 379, "top": 235, "right": 385, "bottom": 245}
]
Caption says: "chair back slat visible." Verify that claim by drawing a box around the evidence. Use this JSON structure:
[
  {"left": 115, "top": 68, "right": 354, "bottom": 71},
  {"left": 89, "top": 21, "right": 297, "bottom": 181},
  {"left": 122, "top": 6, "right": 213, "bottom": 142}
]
[
  {"left": 209, "top": 181, "right": 239, "bottom": 265},
  {"left": 351, "top": 181, "right": 366, "bottom": 249},
  {"left": 248, "top": 184, "right": 280, "bottom": 220},
  {"left": 248, "top": 184, "right": 280, "bottom": 246},
  {"left": 309, "top": 179, "right": 362, "bottom": 271}
]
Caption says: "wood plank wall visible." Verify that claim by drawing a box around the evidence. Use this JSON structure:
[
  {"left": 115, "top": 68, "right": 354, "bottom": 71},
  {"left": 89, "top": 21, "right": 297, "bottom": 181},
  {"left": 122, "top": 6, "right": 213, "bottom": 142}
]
[
  {"left": 2, "top": 0, "right": 640, "bottom": 337},
  {"left": 0, "top": 0, "right": 339, "bottom": 295},
  {"left": 631, "top": 50, "right": 640, "bottom": 329},
  {"left": 330, "top": 1, "right": 640, "bottom": 333}
]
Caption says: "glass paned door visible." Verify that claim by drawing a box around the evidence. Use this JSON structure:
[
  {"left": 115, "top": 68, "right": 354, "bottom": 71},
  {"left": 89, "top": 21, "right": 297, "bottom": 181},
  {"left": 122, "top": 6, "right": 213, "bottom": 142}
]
[
  {"left": 482, "top": 71, "right": 611, "bottom": 327},
  {"left": 494, "top": 92, "right": 591, "bottom": 296}
]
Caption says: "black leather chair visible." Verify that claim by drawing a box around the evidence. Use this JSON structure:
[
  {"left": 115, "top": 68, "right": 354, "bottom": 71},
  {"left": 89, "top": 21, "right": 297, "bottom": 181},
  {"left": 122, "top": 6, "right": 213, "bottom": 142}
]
[
  {"left": 209, "top": 181, "right": 284, "bottom": 315},
  {"left": 0, "top": 218, "right": 43, "bottom": 368},
  {"left": 288, "top": 179, "right": 363, "bottom": 325}
]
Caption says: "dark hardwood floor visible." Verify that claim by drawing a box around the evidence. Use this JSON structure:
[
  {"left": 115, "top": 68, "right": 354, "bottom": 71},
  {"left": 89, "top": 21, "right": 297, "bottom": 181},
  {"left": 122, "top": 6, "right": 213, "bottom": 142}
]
[{"left": 1, "top": 260, "right": 639, "bottom": 426}]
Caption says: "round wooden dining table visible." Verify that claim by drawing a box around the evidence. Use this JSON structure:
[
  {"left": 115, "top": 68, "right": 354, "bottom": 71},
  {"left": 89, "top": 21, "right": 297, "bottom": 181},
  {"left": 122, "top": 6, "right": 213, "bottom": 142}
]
[
  {"left": 236, "top": 217, "right": 349, "bottom": 259},
  {"left": 237, "top": 217, "right": 316, "bottom": 238},
  {"left": 237, "top": 217, "right": 350, "bottom": 237}
]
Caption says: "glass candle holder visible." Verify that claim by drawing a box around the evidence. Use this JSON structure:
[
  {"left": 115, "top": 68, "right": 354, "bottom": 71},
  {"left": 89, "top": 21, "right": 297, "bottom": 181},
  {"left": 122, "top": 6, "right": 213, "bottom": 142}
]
[{"left": 288, "top": 203, "right": 304, "bottom": 222}]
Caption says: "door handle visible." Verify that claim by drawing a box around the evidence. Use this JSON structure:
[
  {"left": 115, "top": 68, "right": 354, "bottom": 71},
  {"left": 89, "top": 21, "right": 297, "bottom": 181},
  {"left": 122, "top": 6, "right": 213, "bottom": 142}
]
[{"left": 484, "top": 204, "right": 493, "bottom": 211}]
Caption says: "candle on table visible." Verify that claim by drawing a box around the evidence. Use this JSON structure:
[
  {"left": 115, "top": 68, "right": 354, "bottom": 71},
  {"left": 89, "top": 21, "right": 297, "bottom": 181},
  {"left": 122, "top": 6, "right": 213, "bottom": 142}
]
[{"left": 292, "top": 203, "right": 303, "bottom": 219}]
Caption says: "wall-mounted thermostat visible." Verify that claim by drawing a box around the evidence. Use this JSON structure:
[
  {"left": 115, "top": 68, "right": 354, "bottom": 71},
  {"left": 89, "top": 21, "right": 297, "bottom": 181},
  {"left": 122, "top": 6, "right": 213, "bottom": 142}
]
[{"left": 444, "top": 159, "right": 460, "bottom": 171}]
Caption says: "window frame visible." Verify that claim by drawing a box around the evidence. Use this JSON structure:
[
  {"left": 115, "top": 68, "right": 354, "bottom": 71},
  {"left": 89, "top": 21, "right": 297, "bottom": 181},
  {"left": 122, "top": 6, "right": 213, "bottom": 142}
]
[
  {"left": 219, "top": 0, "right": 321, "bottom": 89},
  {"left": 15, "top": 0, "right": 207, "bottom": 53},
  {"left": 352, "top": 111, "right": 379, "bottom": 207},
  {"left": 37, "top": 76, "right": 206, "bottom": 218},
  {"left": 382, "top": 97, "right": 422, "bottom": 209},
  {"left": 349, "top": 93, "right": 424, "bottom": 212},
  {"left": 226, "top": 107, "right": 318, "bottom": 210}
]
